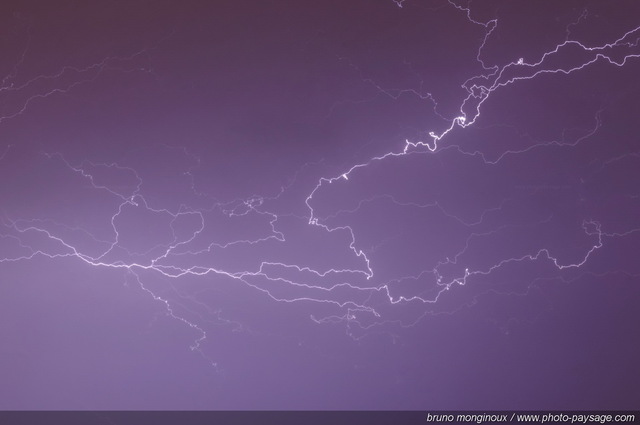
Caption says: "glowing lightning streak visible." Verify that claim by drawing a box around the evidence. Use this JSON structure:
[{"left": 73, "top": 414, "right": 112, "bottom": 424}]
[{"left": 1, "top": 2, "right": 639, "bottom": 358}]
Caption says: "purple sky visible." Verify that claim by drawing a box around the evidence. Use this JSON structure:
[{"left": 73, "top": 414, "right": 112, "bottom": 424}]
[{"left": 1, "top": 0, "right": 639, "bottom": 411}]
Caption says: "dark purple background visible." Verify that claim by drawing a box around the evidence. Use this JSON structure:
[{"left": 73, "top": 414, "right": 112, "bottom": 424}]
[{"left": 1, "top": 0, "right": 639, "bottom": 410}]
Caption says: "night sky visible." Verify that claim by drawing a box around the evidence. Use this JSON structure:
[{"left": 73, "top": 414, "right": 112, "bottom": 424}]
[{"left": 1, "top": 0, "right": 639, "bottom": 411}]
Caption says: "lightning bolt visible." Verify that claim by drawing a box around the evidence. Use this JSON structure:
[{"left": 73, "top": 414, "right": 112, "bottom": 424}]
[{"left": 1, "top": 1, "right": 639, "bottom": 367}]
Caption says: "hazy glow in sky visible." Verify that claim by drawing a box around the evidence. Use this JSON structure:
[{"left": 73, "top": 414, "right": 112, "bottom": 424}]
[{"left": 1, "top": 0, "right": 639, "bottom": 410}]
